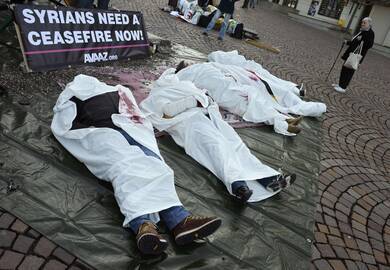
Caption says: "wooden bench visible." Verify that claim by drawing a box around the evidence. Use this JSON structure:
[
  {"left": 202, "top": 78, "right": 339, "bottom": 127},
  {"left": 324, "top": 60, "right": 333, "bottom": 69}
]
[{"left": 243, "top": 28, "right": 259, "bottom": 40}]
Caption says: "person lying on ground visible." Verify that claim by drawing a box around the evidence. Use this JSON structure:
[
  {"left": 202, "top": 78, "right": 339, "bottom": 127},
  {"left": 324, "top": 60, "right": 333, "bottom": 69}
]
[
  {"left": 140, "top": 69, "right": 296, "bottom": 204},
  {"left": 51, "top": 74, "right": 221, "bottom": 256},
  {"left": 174, "top": 50, "right": 327, "bottom": 136}
]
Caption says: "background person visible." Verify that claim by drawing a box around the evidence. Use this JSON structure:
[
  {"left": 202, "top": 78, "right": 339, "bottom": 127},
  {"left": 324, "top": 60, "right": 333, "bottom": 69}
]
[
  {"left": 76, "top": 0, "right": 110, "bottom": 9},
  {"left": 202, "top": 0, "right": 240, "bottom": 41},
  {"left": 333, "top": 17, "right": 375, "bottom": 93}
]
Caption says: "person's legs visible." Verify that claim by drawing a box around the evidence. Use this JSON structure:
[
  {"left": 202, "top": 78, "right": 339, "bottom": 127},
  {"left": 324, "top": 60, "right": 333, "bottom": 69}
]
[
  {"left": 204, "top": 9, "right": 222, "bottom": 34},
  {"left": 76, "top": 0, "right": 94, "bottom": 8},
  {"left": 257, "top": 174, "right": 296, "bottom": 192},
  {"left": 218, "top": 13, "right": 231, "bottom": 40},
  {"left": 129, "top": 214, "right": 169, "bottom": 255},
  {"left": 338, "top": 65, "right": 355, "bottom": 89},
  {"left": 97, "top": 0, "right": 109, "bottom": 9},
  {"left": 231, "top": 181, "right": 253, "bottom": 202},
  {"left": 159, "top": 206, "right": 191, "bottom": 230}
]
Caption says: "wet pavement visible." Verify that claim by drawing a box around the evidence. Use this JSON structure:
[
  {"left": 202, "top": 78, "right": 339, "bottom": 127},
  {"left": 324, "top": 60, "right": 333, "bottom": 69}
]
[{"left": 1, "top": 0, "right": 390, "bottom": 269}]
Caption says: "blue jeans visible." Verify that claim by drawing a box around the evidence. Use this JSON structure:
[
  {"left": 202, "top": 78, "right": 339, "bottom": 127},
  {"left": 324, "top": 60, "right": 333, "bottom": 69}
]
[
  {"left": 232, "top": 176, "right": 278, "bottom": 194},
  {"left": 76, "top": 0, "right": 109, "bottom": 9},
  {"left": 204, "top": 9, "right": 232, "bottom": 39},
  {"left": 129, "top": 206, "right": 190, "bottom": 234},
  {"left": 118, "top": 129, "right": 190, "bottom": 233}
]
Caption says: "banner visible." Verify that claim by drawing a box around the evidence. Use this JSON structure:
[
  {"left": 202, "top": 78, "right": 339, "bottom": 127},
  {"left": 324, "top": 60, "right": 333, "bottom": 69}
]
[{"left": 13, "top": 5, "right": 149, "bottom": 71}]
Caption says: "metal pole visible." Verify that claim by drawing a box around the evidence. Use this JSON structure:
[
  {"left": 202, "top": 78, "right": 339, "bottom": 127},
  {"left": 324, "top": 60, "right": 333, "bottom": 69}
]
[{"left": 325, "top": 42, "right": 345, "bottom": 81}]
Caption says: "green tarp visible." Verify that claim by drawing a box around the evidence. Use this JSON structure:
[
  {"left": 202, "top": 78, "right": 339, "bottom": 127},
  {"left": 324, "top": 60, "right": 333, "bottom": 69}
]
[{"left": 0, "top": 43, "right": 321, "bottom": 270}]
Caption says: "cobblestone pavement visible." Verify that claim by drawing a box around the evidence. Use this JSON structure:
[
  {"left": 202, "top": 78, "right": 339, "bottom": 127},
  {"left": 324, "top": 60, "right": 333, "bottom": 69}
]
[
  {"left": 113, "top": 1, "right": 390, "bottom": 269},
  {"left": 1, "top": 0, "right": 390, "bottom": 269},
  {"left": 0, "top": 209, "right": 93, "bottom": 270}
]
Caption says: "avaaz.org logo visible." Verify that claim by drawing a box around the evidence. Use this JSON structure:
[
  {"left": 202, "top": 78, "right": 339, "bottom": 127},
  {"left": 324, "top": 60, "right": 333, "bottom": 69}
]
[{"left": 84, "top": 52, "right": 118, "bottom": 63}]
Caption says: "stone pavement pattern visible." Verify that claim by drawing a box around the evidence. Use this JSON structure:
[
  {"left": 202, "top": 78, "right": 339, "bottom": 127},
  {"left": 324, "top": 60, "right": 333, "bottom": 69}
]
[
  {"left": 0, "top": 209, "right": 94, "bottom": 270},
  {"left": 0, "top": 0, "right": 390, "bottom": 269},
  {"left": 111, "top": 1, "right": 390, "bottom": 269}
]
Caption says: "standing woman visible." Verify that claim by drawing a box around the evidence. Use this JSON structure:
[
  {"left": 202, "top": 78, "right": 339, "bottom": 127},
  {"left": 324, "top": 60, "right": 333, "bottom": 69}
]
[{"left": 333, "top": 17, "right": 375, "bottom": 93}]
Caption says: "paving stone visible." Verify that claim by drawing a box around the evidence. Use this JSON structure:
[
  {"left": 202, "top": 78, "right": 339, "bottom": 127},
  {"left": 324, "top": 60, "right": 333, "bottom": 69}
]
[
  {"left": 18, "top": 255, "right": 45, "bottom": 270},
  {"left": 0, "top": 229, "right": 17, "bottom": 248},
  {"left": 333, "top": 246, "right": 349, "bottom": 259},
  {"left": 346, "top": 248, "right": 362, "bottom": 261},
  {"left": 324, "top": 215, "right": 338, "bottom": 227},
  {"left": 328, "top": 236, "right": 345, "bottom": 247},
  {"left": 351, "top": 213, "right": 367, "bottom": 225},
  {"left": 339, "top": 223, "right": 353, "bottom": 235},
  {"left": 316, "top": 244, "right": 336, "bottom": 258},
  {"left": 352, "top": 220, "right": 367, "bottom": 232},
  {"left": 42, "top": 259, "right": 67, "bottom": 270},
  {"left": 12, "top": 235, "right": 35, "bottom": 253},
  {"left": 313, "top": 259, "right": 333, "bottom": 270},
  {"left": 361, "top": 253, "right": 377, "bottom": 265},
  {"left": 379, "top": 265, "right": 390, "bottom": 270},
  {"left": 0, "top": 250, "right": 24, "bottom": 269},
  {"left": 34, "top": 237, "right": 56, "bottom": 258},
  {"left": 329, "top": 227, "right": 342, "bottom": 237},
  {"left": 53, "top": 247, "right": 76, "bottom": 265},
  {"left": 373, "top": 249, "right": 387, "bottom": 264},
  {"left": 356, "top": 239, "right": 373, "bottom": 254},
  {"left": 329, "top": 260, "right": 347, "bottom": 270},
  {"left": 317, "top": 224, "right": 329, "bottom": 234},
  {"left": 356, "top": 261, "right": 369, "bottom": 270},
  {"left": 10, "top": 219, "right": 29, "bottom": 233},
  {"left": 344, "top": 260, "right": 359, "bottom": 270},
  {"left": 344, "top": 235, "right": 358, "bottom": 249},
  {"left": 0, "top": 213, "right": 16, "bottom": 229},
  {"left": 26, "top": 228, "right": 41, "bottom": 239},
  {"left": 314, "top": 232, "right": 327, "bottom": 243}
]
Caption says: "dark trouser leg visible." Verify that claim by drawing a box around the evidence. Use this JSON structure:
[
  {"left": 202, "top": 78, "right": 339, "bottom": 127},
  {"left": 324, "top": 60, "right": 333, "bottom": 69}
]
[
  {"left": 242, "top": 0, "right": 249, "bottom": 7},
  {"left": 76, "top": 0, "right": 94, "bottom": 8},
  {"left": 339, "top": 65, "right": 355, "bottom": 89},
  {"left": 97, "top": 0, "right": 109, "bottom": 9}
]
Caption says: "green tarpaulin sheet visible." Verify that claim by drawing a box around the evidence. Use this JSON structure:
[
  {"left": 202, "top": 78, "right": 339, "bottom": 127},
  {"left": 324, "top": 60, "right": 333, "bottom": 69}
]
[{"left": 0, "top": 41, "right": 321, "bottom": 270}]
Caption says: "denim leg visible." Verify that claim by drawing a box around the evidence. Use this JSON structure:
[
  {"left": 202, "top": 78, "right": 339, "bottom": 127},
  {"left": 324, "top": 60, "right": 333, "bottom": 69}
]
[
  {"left": 205, "top": 9, "right": 222, "bottom": 32},
  {"left": 159, "top": 206, "right": 191, "bottom": 230},
  {"left": 218, "top": 13, "right": 231, "bottom": 39},
  {"left": 97, "top": 0, "right": 109, "bottom": 9},
  {"left": 257, "top": 176, "right": 278, "bottom": 188},
  {"left": 128, "top": 214, "right": 155, "bottom": 234},
  {"left": 231, "top": 180, "right": 248, "bottom": 194},
  {"left": 76, "top": 0, "right": 94, "bottom": 8},
  {"left": 118, "top": 129, "right": 161, "bottom": 160}
]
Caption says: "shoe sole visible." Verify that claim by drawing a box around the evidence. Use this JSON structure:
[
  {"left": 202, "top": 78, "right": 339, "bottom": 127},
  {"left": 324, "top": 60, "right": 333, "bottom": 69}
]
[
  {"left": 137, "top": 233, "right": 168, "bottom": 255},
  {"left": 175, "top": 218, "right": 222, "bottom": 246}
]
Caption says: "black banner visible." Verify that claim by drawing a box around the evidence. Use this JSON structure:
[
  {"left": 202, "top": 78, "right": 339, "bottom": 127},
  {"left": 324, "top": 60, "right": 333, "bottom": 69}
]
[{"left": 13, "top": 5, "right": 149, "bottom": 71}]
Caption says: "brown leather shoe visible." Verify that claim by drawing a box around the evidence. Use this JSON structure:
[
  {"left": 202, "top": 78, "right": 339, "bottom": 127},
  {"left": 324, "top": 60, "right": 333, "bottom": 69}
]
[
  {"left": 173, "top": 215, "right": 222, "bottom": 245},
  {"left": 286, "top": 116, "right": 303, "bottom": 126},
  {"left": 287, "top": 124, "right": 301, "bottom": 134},
  {"left": 136, "top": 222, "right": 168, "bottom": 255}
]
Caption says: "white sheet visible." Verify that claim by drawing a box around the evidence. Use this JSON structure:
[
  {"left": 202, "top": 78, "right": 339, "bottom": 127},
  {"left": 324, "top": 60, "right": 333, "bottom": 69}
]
[
  {"left": 51, "top": 74, "right": 183, "bottom": 227},
  {"left": 176, "top": 51, "right": 327, "bottom": 136},
  {"left": 141, "top": 69, "right": 281, "bottom": 202}
]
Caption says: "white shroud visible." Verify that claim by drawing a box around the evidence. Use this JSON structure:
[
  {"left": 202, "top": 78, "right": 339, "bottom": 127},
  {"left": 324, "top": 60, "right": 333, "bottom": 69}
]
[
  {"left": 176, "top": 50, "right": 327, "bottom": 136},
  {"left": 51, "top": 74, "right": 183, "bottom": 227},
  {"left": 140, "top": 69, "right": 281, "bottom": 202}
]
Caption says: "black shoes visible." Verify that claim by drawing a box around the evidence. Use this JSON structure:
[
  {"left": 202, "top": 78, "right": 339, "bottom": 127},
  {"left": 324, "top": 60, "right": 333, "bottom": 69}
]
[
  {"left": 265, "top": 174, "right": 296, "bottom": 193},
  {"left": 234, "top": 186, "right": 253, "bottom": 202}
]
